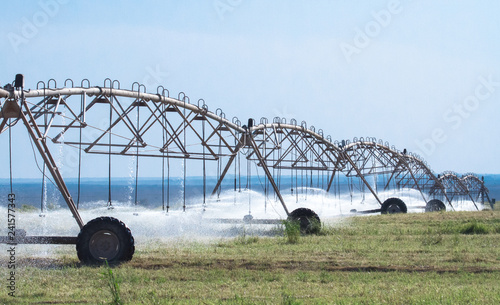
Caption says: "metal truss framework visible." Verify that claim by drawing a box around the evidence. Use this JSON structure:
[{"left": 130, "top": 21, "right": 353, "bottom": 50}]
[{"left": 0, "top": 79, "right": 491, "bottom": 226}]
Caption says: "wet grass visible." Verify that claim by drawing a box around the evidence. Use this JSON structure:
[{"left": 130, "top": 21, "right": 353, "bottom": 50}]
[{"left": 1, "top": 210, "right": 500, "bottom": 304}]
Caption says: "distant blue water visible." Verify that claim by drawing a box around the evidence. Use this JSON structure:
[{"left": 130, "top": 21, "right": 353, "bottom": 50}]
[
  {"left": 0, "top": 176, "right": 228, "bottom": 210},
  {"left": 0, "top": 174, "right": 352, "bottom": 210},
  {"left": 1, "top": 174, "right": 499, "bottom": 211}
]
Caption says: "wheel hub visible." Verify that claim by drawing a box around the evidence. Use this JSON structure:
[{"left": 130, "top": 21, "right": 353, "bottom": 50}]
[
  {"left": 387, "top": 203, "right": 402, "bottom": 214},
  {"left": 430, "top": 203, "right": 443, "bottom": 212},
  {"left": 89, "top": 230, "right": 120, "bottom": 261}
]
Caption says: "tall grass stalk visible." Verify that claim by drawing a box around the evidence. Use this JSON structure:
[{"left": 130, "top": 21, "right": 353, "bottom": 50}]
[
  {"left": 282, "top": 220, "right": 300, "bottom": 244},
  {"left": 102, "top": 260, "right": 123, "bottom": 305}
]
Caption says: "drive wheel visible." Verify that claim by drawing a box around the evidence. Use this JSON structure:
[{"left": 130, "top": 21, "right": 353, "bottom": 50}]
[
  {"left": 288, "top": 208, "right": 321, "bottom": 234},
  {"left": 381, "top": 198, "right": 407, "bottom": 214},
  {"left": 425, "top": 199, "right": 446, "bottom": 212},
  {"left": 76, "top": 217, "right": 134, "bottom": 265}
]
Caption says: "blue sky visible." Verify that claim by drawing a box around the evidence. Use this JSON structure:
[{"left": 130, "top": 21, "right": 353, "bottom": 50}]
[{"left": 1, "top": 0, "right": 499, "bottom": 178}]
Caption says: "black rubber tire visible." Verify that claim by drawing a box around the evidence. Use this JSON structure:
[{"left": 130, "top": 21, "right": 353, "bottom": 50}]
[
  {"left": 76, "top": 217, "right": 135, "bottom": 265},
  {"left": 288, "top": 208, "right": 321, "bottom": 234},
  {"left": 425, "top": 199, "right": 446, "bottom": 212},
  {"left": 381, "top": 198, "right": 407, "bottom": 214}
]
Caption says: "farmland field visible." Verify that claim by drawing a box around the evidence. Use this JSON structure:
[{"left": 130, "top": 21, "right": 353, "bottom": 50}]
[{"left": 1, "top": 209, "right": 500, "bottom": 304}]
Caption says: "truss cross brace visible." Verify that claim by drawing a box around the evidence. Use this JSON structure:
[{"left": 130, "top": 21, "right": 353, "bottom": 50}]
[{"left": 20, "top": 96, "right": 84, "bottom": 229}]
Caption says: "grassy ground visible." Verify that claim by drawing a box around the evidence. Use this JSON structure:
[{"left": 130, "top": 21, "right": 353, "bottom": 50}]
[{"left": 1, "top": 210, "right": 500, "bottom": 304}]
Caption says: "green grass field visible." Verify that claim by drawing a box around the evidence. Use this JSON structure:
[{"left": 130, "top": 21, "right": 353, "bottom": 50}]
[{"left": 2, "top": 210, "right": 500, "bottom": 304}]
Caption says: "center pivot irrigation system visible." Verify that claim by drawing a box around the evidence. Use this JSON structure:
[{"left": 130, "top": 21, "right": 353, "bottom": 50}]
[{"left": 0, "top": 75, "right": 492, "bottom": 264}]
